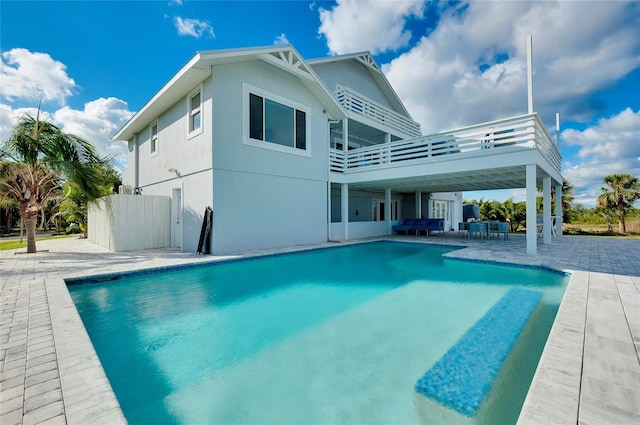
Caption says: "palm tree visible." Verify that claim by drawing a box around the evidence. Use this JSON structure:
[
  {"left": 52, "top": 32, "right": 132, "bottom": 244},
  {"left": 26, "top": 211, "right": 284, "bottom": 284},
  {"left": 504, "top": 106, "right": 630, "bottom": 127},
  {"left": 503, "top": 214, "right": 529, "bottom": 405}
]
[
  {"left": 1, "top": 110, "right": 108, "bottom": 253},
  {"left": 597, "top": 174, "right": 640, "bottom": 235}
]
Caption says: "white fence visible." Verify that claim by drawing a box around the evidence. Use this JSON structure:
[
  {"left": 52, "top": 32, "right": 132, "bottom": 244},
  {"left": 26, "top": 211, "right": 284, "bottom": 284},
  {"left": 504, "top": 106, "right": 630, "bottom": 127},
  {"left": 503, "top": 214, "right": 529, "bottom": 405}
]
[
  {"left": 330, "top": 113, "right": 561, "bottom": 174},
  {"left": 88, "top": 194, "right": 171, "bottom": 252}
]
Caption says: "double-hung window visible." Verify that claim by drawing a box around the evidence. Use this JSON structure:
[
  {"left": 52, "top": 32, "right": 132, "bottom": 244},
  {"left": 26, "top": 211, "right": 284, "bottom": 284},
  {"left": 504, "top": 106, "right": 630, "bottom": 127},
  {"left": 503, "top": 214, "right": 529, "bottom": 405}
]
[
  {"left": 150, "top": 120, "right": 158, "bottom": 155},
  {"left": 245, "top": 84, "right": 309, "bottom": 155},
  {"left": 188, "top": 86, "right": 202, "bottom": 137}
]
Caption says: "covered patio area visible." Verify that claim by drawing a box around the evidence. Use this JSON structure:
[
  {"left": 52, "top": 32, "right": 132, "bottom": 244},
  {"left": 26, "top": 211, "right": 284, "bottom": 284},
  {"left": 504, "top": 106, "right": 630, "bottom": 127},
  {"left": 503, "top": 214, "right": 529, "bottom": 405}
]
[{"left": 329, "top": 113, "right": 563, "bottom": 255}]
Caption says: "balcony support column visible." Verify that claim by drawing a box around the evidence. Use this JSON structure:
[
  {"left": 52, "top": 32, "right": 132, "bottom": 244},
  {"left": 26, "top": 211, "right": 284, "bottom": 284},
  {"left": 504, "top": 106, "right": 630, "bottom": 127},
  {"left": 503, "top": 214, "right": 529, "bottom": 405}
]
[
  {"left": 415, "top": 190, "right": 422, "bottom": 219},
  {"left": 341, "top": 183, "right": 349, "bottom": 240},
  {"left": 526, "top": 164, "right": 537, "bottom": 255},
  {"left": 543, "top": 176, "right": 552, "bottom": 244},
  {"left": 385, "top": 188, "right": 392, "bottom": 234},
  {"left": 342, "top": 119, "right": 348, "bottom": 152},
  {"left": 555, "top": 182, "right": 563, "bottom": 237}
]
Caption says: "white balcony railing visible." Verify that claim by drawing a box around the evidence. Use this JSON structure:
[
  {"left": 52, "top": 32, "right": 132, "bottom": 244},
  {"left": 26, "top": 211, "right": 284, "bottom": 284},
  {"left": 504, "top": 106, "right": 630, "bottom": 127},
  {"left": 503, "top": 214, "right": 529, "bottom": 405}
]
[
  {"left": 329, "top": 113, "right": 561, "bottom": 174},
  {"left": 335, "top": 85, "right": 422, "bottom": 138}
]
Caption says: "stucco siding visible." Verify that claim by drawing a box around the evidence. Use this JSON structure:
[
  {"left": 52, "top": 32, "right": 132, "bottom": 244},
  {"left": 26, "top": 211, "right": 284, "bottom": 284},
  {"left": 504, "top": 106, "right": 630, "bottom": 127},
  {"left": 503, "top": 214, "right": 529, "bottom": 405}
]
[
  {"left": 133, "top": 77, "right": 214, "bottom": 189},
  {"left": 212, "top": 169, "right": 327, "bottom": 254},
  {"left": 211, "top": 60, "right": 329, "bottom": 182}
]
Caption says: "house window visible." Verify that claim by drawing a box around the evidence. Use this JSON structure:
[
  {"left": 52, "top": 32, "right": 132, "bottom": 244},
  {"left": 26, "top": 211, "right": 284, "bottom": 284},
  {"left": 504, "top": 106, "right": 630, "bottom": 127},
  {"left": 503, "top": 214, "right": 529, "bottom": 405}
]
[
  {"left": 150, "top": 120, "right": 158, "bottom": 155},
  {"left": 248, "top": 91, "right": 307, "bottom": 151},
  {"left": 188, "top": 86, "right": 202, "bottom": 136}
]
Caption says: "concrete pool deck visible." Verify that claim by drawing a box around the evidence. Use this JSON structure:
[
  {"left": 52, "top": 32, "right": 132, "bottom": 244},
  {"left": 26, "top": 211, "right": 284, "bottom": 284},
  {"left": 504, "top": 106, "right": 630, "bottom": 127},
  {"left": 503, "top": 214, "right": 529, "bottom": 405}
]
[{"left": 1, "top": 233, "right": 639, "bottom": 424}]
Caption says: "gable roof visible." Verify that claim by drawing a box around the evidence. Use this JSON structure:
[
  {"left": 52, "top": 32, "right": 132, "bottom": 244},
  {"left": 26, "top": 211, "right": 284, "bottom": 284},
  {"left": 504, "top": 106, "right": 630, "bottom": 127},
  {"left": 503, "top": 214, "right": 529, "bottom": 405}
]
[
  {"left": 307, "top": 52, "right": 413, "bottom": 120},
  {"left": 112, "top": 45, "right": 346, "bottom": 142}
]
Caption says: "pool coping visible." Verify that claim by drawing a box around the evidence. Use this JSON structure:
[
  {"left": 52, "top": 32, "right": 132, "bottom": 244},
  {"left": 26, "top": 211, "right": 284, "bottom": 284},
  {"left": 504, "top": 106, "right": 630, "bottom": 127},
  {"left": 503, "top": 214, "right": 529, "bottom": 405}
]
[{"left": 3, "top": 234, "right": 639, "bottom": 424}]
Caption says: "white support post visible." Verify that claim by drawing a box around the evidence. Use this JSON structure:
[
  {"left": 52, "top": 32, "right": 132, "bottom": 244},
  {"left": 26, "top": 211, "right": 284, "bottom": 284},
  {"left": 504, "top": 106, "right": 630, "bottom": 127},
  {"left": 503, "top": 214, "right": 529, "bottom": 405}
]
[
  {"left": 342, "top": 119, "right": 349, "bottom": 152},
  {"left": 341, "top": 183, "right": 349, "bottom": 240},
  {"left": 526, "top": 164, "right": 537, "bottom": 255},
  {"left": 385, "top": 188, "right": 392, "bottom": 234},
  {"left": 555, "top": 183, "right": 563, "bottom": 237},
  {"left": 384, "top": 133, "right": 391, "bottom": 163},
  {"left": 415, "top": 190, "right": 422, "bottom": 219},
  {"left": 543, "top": 176, "right": 552, "bottom": 244},
  {"left": 327, "top": 182, "right": 332, "bottom": 242}
]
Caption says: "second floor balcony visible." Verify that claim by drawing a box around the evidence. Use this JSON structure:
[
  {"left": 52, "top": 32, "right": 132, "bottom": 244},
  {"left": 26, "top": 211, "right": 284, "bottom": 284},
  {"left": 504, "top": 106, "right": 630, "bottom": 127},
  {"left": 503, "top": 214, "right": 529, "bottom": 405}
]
[
  {"left": 329, "top": 113, "right": 562, "bottom": 192},
  {"left": 335, "top": 85, "right": 422, "bottom": 139}
]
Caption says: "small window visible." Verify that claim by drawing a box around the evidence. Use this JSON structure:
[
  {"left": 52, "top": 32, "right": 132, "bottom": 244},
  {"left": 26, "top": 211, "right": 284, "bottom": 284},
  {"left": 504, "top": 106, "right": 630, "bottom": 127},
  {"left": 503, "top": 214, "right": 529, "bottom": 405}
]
[
  {"left": 188, "top": 86, "right": 202, "bottom": 136},
  {"left": 150, "top": 121, "right": 158, "bottom": 155}
]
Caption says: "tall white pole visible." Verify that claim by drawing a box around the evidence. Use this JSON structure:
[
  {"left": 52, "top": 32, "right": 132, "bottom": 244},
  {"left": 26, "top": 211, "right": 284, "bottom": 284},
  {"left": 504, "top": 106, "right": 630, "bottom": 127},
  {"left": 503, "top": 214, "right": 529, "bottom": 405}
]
[
  {"left": 527, "top": 35, "right": 534, "bottom": 114},
  {"left": 555, "top": 112, "right": 560, "bottom": 146}
]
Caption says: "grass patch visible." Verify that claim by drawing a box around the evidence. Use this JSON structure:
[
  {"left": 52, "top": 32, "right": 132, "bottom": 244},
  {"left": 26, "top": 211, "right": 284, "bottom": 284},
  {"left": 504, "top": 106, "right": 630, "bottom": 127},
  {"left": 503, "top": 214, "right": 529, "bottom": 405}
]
[{"left": 0, "top": 234, "right": 77, "bottom": 251}]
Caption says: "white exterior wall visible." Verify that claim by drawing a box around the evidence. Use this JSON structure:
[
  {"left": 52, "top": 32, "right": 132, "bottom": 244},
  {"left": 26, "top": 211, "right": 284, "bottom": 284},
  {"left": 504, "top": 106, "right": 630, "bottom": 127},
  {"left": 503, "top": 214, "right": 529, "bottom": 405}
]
[
  {"left": 208, "top": 60, "right": 332, "bottom": 254},
  {"left": 135, "top": 78, "right": 213, "bottom": 190},
  {"left": 88, "top": 195, "right": 170, "bottom": 251},
  {"left": 120, "top": 75, "right": 215, "bottom": 252},
  {"left": 311, "top": 61, "right": 394, "bottom": 110}
]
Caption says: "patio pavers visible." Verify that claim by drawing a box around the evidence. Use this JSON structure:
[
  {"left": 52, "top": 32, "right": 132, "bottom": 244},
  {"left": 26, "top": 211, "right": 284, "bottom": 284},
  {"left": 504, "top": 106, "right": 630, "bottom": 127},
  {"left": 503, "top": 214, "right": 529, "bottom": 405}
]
[{"left": 1, "top": 233, "right": 639, "bottom": 424}]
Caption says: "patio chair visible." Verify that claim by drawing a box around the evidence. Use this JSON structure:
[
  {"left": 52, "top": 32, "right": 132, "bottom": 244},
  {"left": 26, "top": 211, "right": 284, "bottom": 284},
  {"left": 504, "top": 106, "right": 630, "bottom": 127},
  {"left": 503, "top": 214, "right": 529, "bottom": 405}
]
[
  {"left": 468, "top": 222, "right": 485, "bottom": 239},
  {"left": 497, "top": 222, "right": 509, "bottom": 240},
  {"left": 458, "top": 222, "right": 469, "bottom": 238}
]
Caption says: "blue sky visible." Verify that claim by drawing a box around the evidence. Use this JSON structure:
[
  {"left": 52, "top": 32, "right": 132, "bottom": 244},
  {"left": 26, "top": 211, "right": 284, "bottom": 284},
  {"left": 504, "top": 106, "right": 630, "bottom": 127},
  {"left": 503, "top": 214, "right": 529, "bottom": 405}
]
[{"left": 1, "top": 0, "right": 639, "bottom": 207}]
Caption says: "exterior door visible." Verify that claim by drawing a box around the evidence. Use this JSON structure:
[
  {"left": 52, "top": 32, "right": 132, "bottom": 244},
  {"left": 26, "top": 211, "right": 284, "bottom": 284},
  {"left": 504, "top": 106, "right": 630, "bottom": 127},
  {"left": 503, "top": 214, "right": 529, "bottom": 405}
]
[
  {"left": 373, "top": 199, "right": 400, "bottom": 221},
  {"left": 432, "top": 200, "right": 449, "bottom": 230},
  {"left": 171, "top": 187, "right": 183, "bottom": 248}
]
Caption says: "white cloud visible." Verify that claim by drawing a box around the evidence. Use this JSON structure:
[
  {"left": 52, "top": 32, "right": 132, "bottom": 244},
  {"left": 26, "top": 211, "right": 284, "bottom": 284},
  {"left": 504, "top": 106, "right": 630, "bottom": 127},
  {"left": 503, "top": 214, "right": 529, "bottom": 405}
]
[
  {"left": 0, "top": 104, "right": 54, "bottom": 145},
  {"left": 561, "top": 108, "right": 640, "bottom": 206},
  {"left": 53, "top": 97, "right": 135, "bottom": 168},
  {"left": 0, "top": 48, "right": 76, "bottom": 105},
  {"left": 318, "top": 0, "right": 425, "bottom": 54},
  {"left": 174, "top": 16, "right": 215, "bottom": 39},
  {"left": 1, "top": 97, "right": 133, "bottom": 169},
  {"left": 380, "top": 0, "right": 640, "bottom": 134},
  {"left": 274, "top": 33, "right": 290, "bottom": 45}
]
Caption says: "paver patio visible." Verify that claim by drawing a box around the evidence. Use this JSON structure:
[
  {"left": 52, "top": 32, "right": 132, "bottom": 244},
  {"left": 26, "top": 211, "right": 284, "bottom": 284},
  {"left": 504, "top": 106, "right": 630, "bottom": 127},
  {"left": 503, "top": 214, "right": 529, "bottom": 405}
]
[{"left": 1, "top": 233, "right": 639, "bottom": 424}]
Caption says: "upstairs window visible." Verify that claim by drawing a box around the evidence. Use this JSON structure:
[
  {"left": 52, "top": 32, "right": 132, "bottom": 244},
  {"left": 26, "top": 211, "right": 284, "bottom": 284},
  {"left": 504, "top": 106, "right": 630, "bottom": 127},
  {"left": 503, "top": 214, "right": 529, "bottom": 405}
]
[
  {"left": 188, "top": 86, "right": 202, "bottom": 136},
  {"left": 150, "top": 120, "right": 158, "bottom": 155},
  {"left": 248, "top": 92, "right": 307, "bottom": 151}
]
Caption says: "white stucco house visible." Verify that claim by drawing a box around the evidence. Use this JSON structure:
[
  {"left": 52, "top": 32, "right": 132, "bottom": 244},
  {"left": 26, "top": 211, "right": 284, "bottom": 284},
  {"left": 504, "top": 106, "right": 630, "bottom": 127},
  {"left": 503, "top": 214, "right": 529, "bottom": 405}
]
[{"left": 106, "top": 44, "right": 562, "bottom": 255}]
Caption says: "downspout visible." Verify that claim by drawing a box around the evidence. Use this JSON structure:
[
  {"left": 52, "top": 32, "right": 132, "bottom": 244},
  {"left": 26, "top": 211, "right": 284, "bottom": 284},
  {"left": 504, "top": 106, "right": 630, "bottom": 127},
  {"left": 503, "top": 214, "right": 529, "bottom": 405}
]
[{"left": 134, "top": 132, "right": 140, "bottom": 191}]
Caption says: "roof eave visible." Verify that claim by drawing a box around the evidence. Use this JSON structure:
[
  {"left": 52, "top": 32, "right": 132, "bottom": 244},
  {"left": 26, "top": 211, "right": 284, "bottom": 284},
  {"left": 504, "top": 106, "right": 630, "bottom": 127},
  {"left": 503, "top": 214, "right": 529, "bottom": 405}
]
[{"left": 112, "top": 45, "right": 346, "bottom": 142}]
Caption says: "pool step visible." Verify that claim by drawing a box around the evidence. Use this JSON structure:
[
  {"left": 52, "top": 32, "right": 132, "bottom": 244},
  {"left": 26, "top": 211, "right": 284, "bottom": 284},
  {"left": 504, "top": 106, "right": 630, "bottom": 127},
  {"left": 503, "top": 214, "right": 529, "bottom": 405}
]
[{"left": 415, "top": 287, "right": 543, "bottom": 417}]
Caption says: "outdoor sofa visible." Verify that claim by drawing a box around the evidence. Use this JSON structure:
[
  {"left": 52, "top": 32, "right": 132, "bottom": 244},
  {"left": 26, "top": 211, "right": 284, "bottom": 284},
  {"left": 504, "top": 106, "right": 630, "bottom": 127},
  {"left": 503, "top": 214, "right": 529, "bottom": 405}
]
[{"left": 392, "top": 218, "right": 445, "bottom": 236}]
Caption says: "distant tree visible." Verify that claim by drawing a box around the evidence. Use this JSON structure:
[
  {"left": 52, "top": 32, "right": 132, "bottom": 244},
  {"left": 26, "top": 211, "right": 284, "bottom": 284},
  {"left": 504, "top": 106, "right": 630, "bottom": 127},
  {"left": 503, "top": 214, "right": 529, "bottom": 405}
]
[
  {"left": 597, "top": 174, "right": 640, "bottom": 235},
  {"left": 502, "top": 198, "right": 527, "bottom": 232},
  {"left": 57, "top": 165, "right": 120, "bottom": 238},
  {"left": 480, "top": 200, "right": 505, "bottom": 221},
  {"left": 1, "top": 110, "right": 109, "bottom": 252},
  {"left": 0, "top": 196, "right": 19, "bottom": 234},
  {"left": 557, "top": 178, "right": 575, "bottom": 223}
]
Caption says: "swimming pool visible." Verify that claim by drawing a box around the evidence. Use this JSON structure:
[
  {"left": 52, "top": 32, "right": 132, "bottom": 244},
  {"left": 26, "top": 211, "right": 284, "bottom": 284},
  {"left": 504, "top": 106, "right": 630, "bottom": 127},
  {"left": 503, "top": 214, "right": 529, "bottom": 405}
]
[{"left": 67, "top": 241, "right": 568, "bottom": 424}]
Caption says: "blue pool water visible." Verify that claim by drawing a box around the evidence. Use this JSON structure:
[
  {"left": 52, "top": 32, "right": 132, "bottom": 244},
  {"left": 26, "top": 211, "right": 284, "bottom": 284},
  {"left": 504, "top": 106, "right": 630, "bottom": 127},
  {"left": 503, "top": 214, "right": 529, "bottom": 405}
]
[{"left": 67, "top": 242, "right": 568, "bottom": 424}]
